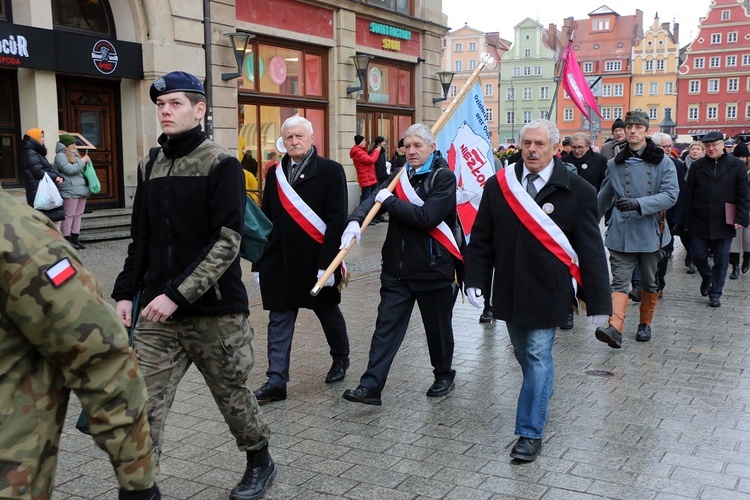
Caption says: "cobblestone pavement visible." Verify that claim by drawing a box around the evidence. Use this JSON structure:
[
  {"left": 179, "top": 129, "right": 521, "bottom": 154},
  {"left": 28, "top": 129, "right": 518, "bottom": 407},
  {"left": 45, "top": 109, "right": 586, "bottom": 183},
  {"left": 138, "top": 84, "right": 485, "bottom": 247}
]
[{"left": 54, "top": 225, "right": 750, "bottom": 499}]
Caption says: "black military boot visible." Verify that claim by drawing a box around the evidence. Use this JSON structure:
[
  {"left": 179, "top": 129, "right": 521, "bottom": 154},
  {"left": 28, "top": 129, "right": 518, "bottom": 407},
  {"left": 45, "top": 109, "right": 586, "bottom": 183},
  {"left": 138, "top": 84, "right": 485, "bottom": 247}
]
[
  {"left": 71, "top": 233, "right": 86, "bottom": 249},
  {"left": 230, "top": 445, "right": 277, "bottom": 500}
]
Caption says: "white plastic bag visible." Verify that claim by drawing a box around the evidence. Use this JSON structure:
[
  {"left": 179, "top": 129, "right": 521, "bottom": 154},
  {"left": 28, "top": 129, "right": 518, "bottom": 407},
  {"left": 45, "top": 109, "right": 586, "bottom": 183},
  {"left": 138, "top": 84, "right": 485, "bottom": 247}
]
[{"left": 33, "top": 173, "right": 63, "bottom": 210}]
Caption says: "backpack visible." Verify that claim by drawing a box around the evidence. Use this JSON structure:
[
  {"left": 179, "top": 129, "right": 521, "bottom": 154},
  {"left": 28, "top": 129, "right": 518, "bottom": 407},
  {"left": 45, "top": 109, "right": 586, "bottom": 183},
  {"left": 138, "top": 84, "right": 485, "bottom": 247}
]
[{"left": 240, "top": 195, "right": 272, "bottom": 262}]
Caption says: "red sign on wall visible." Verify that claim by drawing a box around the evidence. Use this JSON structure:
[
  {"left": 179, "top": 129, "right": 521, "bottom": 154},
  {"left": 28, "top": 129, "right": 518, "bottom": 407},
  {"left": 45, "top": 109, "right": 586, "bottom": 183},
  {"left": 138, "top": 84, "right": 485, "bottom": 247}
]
[
  {"left": 236, "top": 0, "right": 334, "bottom": 40},
  {"left": 356, "top": 18, "right": 420, "bottom": 57}
]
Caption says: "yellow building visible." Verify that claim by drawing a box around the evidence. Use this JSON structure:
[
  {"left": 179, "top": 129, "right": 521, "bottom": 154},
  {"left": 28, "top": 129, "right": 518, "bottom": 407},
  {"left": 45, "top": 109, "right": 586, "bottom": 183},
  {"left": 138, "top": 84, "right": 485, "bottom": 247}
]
[{"left": 631, "top": 15, "right": 680, "bottom": 136}]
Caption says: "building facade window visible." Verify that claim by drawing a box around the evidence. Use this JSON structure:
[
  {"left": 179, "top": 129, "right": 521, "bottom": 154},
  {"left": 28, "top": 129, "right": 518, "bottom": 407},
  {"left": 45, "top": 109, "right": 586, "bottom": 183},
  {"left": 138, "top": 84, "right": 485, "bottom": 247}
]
[
  {"left": 613, "top": 107, "right": 623, "bottom": 119},
  {"left": 513, "top": 67, "right": 520, "bottom": 76},
  {"left": 468, "top": 60, "right": 476, "bottom": 70},
  {"left": 455, "top": 60, "right": 462, "bottom": 71},
  {"left": 728, "top": 78, "right": 739, "bottom": 92},
  {"left": 524, "top": 49, "right": 530, "bottom": 57},
  {"left": 727, "top": 55, "right": 737, "bottom": 67},
  {"left": 656, "top": 60, "right": 664, "bottom": 71},
  {"left": 563, "top": 107, "right": 573, "bottom": 121},
  {"left": 486, "top": 107, "right": 493, "bottom": 121},
  {"left": 601, "top": 107, "right": 611, "bottom": 120},
  {"left": 602, "top": 84, "right": 612, "bottom": 97},
  {"left": 634, "top": 82, "right": 644, "bottom": 95},
  {"left": 721, "top": 10, "right": 730, "bottom": 20},
  {"left": 743, "top": 55, "right": 750, "bottom": 66},
  {"left": 449, "top": 85, "right": 457, "bottom": 97},
  {"left": 468, "top": 42, "right": 476, "bottom": 51},
  {"left": 709, "top": 56, "right": 720, "bottom": 68},
  {"left": 727, "top": 104, "right": 737, "bottom": 119},
  {"left": 688, "top": 106, "right": 699, "bottom": 120},
  {"left": 485, "top": 83, "right": 493, "bottom": 96},
  {"left": 522, "top": 87, "right": 532, "bottom": 100},
  {"left": 523, "top": 111, "right": 531, "bottom": 124},
  {"left": 645, "top": 60, "right": 653, "bottom": 71},
  {"left": 540, "top": 86, "right": 549, "bottom": 99},
  {"left": 52, "top": 0, "right": 113, "bottom": 35},
  {"left": 648, "top": 108, "right": 658, "bottom": 120},
  {"left": 711, "top": 33, "right": 721, "bottom": 44},
  {"left": 506, "top": 111, "right": 515, "bottom": 124},
  {"left": 649, "top": 82, "right": 658, "bottom": 95},
  {"left": 614, "top": 84, "right": 623, "bottom": 96},
  {"left": 534, "top": 66, "right": 542, "bottom": 75},
  {"left": 728, "top": 32, "right": 738, "bottom": 43},
  {"left": 583, "top": 62, "right": 593, "bottom": 73},
  {"left": 694, "top": 57, "right": 705, "bottom": 69},
  {"left": 707, "top": 106, "right": 718, "bottom": 119},
  {"left": 454, "top": 42, "right": 462, "bottom": 51},
  {"left": 507, "top": 87, "right": 515, "bottom": 100},
  {"left": 708, "top": 79, "right": 719, "bottom": 93},
  {"left": 746, "top": 104, "right": 750, "bottom": 119},
  {"left": 605, "top": 61, "right": 622, "bottom": 72},
  {"left": 664, "top": 81, "right": 674, "bottom": 94},
  {"left": 523, "top": 66, "right": 531, "bottom": 76},
  {"left": 689, "top": 80, "right": 700, "bottom": 93},
  {"left": 361, "top": 0, "right": 412, "bottom": 13}
]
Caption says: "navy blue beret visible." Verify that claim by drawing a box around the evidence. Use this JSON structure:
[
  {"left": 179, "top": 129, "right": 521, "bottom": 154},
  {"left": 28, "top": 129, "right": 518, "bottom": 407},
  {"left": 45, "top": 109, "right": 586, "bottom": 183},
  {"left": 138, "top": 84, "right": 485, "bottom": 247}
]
[{"left": 150, "top": 71, "right": 205, "bottom": 103}]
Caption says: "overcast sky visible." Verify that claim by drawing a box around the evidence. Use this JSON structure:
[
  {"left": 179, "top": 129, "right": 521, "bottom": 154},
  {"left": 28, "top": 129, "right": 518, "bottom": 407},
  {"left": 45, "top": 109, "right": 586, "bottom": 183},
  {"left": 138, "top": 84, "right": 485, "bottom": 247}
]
[{"left": 441, "top": 0, "right": 712, "bottom": 47}]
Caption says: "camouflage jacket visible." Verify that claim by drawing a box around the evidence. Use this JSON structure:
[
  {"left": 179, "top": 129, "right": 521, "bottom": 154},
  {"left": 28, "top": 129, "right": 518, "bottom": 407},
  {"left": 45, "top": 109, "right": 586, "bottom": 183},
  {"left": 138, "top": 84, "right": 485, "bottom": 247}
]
[{"left": 0, "top": 191, "right": 156, "bottom": 498}]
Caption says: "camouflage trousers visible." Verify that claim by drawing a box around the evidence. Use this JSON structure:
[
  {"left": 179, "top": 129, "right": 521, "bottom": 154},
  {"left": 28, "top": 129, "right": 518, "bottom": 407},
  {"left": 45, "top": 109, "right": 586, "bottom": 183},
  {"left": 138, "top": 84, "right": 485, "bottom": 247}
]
[{"left": 133, "top": 313, "right": 270, "bottom": 462}]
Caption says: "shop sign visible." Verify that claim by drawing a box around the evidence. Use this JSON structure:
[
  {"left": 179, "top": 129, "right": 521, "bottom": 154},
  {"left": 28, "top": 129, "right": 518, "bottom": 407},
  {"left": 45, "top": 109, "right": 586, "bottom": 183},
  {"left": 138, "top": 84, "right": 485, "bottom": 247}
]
[
  {"left": 370, "top": 22, "right": 410, "bottom": 52},
  {"left": 0, "top": 24, "right": 55, "bottom": 70}
]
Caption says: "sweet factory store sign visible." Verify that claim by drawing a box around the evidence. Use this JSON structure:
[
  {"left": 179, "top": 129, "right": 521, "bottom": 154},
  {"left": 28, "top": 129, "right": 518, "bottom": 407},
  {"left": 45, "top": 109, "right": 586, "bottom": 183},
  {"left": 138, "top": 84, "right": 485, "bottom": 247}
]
[
  {"left": 369, "top": 21, "right": 411, "bottom": 51},
  {"left": 0, "top": 23, "right": 142, "bottom": 79}
]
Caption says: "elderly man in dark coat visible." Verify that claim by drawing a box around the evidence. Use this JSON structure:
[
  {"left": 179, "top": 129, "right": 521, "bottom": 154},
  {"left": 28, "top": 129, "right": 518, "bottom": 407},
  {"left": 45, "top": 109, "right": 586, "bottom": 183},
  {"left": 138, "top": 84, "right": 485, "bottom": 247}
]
[
  {"left": 464, "top": 119, "right": 611, "bottom": 462},
  {"left": 253, "top": 116, "right": 350, "bottom": 403},
  {"left": 560, "top": 132, "right": 608, "bottom": 192},
  {"left": 595, "top": 111, "right": 678, "bottom": 347},
  {"left": 684, "top": 131, "right": 750, "bottom": 307}
]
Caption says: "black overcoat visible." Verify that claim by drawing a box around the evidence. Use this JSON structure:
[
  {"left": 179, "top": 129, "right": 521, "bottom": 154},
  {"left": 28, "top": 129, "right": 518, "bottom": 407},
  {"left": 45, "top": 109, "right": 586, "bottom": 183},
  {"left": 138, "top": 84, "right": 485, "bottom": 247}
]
[
  {"left": 464, "top": 159, "right": 612, "bottom": 328},
  {"left": 256, "top": 149, "right": 347, "bottom": 310}
]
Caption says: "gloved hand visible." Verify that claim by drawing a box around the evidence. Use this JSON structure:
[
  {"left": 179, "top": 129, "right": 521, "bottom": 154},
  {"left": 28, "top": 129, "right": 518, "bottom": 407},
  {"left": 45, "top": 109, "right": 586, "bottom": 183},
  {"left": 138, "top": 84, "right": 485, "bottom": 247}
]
[
  {"left": 375, "top": 188, "right": 393, "bottom": 204},
  {"left": 317, "top": 269, "right": 335, "bottom": 287},
  {"left": 466, "top": 287, "right": 483, "bottom": 308},
  {"left": 339, "top": 220, "right": 361, "bottom": 249},
  {"left": 614, "top": 197, "right": 640, "bottom": 212},
  {"left": 118, "top": 484, "right": 161, "bottom": 500},
  {"left": 588, "top": 315, "right": 609, "bottom": 327},
  {"left": 253, "top": 272, "right": 260, "bottom": 284}
]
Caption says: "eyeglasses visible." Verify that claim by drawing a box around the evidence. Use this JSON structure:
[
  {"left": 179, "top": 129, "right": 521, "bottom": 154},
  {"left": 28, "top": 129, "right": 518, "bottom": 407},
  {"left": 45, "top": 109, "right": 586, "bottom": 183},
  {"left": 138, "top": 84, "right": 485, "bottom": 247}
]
[{"left": 661, "top": 144, "right": 673, "bottom": 150}]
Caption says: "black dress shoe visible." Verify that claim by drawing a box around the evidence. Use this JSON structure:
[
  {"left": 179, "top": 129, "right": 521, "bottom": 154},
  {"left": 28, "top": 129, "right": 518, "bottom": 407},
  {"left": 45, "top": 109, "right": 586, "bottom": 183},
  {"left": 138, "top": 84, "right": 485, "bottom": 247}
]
[
  {"left": 253, "top": 382, "right": 286, "bottom": 404},
  {"left": 686, "top": 262, "right": 696, "bottom": 274},
  {"left": 635, "top": 323, "right": 652, "bottom": 342},
  {"left": 730, "top": 266, "right": 740, "bottom": 280},
  {"left": 595, "top": 324, "right": 622, "bottom": 349},
  {"left": 628, "top": 288, "right": 641, "bottom": 302},
  {"left": 700, "top": 277, "right": 710, "bottom": 296},
  {"left": 426, "top": 379, "right": 455, "bottom": 397},
  {"left": 560, "top": 311, "right": 574, "bottom": 330},
  {"left": 479, "top": 308, "right": 493, "bottom": 323},
  {"left": 510, "top": 437, "right": 543, "bottom": 461},
  {"left": 342, "top": 386, "right": 382, "bottom": 406},
  {"left": 709, "top": 297, "right": 721, "bottom": 307},
  {"left": 743, "top": 260, "right": 750, "bottom": 274},
  {"left": 325, "top": 359, "right": 349, "bottom": 383}
]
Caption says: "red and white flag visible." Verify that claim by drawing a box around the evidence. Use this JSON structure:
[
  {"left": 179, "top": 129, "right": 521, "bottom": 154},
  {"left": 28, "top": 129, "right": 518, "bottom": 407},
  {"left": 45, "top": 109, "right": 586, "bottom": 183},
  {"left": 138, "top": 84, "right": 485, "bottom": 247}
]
[
  {"left": 45, "top": 257, "right": 77, "bottom": 288},
  {"left": 561, "top": 44, "right": 601, "bottom": 122}
]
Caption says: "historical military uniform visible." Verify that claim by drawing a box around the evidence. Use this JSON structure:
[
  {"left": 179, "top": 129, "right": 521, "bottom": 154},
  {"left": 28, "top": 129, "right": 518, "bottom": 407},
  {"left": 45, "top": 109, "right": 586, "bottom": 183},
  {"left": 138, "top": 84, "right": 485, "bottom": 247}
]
[{"left": 0, "top": 190, "right": 157, "bottom": 499}]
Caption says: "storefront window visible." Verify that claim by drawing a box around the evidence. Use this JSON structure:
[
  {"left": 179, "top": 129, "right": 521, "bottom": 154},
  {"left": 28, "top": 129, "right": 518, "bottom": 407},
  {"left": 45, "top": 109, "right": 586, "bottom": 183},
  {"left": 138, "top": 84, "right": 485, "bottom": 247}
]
[
  {"left": 359, "top": 0, "right": 411, "bottom": 14},
  {"left": 361, "top": 60, "right": 413, "bottom": 109},
  {"left": 52, "top": 0, "right": 113, "bottom": 36},
  {"left": 0, "top": 1, "right": 7, "bottom": 21},
  {"left": 240, "top": 43, "right": 324, "bottom": 98},
  {"left": 0, "top": 72, "right": 17, "bottom": 182}
]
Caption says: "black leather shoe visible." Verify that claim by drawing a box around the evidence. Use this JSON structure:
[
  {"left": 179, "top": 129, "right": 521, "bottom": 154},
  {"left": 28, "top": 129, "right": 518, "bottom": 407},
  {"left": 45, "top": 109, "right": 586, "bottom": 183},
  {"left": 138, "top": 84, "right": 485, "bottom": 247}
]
[
  {"left": 743, "top": 260, "right": 750, "bottom": 274},
  {"left": 230, "top": 446, "right": 277, "bottom": 500},
  {"left": 253, "top": 382, "right": 286, "bottom": 404},
  {"left": 510, "top": 437, "right": 543, "bottom": 461},
  {"left": 325, "top": 359, "right": 349, "bottom": 383},
  {"left": 342, "top": 386, "right": 382, "bottom": 406},
  {"left": 628, "top": 288, "right": 641, "bottom": 302},
  {"left": 730, "top": 266, "right": 740, "bottom": 280},
  {"left": 635, "top": 323, "right": 652, "bottom": 342},
  {"left": 426, "top": 379, "right": 455, "bottom": 397},
  {"left": 700, "top": 278, "right": 710, "bottom": 296},
  {"left": 479, "top": 308, "right": 493, "bottom": 323},
  {"left": 686, "top": 262, "right": 696, "bottom": 274},
  {"left": 709, "top": 297, "right": 721, "bottom": 307},
  {"left": 560, "top": 311, "right": 574, "bottom": 330},
  {"left": 684, "top": 254, "right": 692, "bottom": 268},
  {"left": 595, "top": 324, "right": 622, "bottom": 349}
]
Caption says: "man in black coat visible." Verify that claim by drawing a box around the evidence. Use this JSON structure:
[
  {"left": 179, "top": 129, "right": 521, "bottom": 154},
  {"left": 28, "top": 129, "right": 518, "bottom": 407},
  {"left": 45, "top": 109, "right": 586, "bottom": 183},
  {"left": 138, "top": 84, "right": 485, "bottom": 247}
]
[
  {"left": 341, "top": 123, "right": 459, "bottom": 406},
  {"left": 253, "top": 116, "right": 350, "bottom": 402},
  {"left": 464, "top": 119, "right": 611, "bottom": 462},
  {"left": 560, "top": 132, "right": 608, "bottom": 192},
  {"left": 684, "top": 131, "right": 750, "bottom": 307}
]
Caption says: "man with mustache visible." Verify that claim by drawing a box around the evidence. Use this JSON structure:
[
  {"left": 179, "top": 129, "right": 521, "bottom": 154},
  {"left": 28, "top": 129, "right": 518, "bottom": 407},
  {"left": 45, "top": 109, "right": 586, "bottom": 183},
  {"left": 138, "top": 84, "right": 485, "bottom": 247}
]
[{"left": 463, "top": 119, "right": 611, "bottom": 461}]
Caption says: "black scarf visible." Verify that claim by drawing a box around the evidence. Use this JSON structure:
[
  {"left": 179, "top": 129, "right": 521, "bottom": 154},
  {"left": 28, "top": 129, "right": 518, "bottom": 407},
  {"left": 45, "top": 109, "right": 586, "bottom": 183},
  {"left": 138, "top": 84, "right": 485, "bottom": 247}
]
[{"left": 613, "top": 137, "right": 664, "bottom": 165}]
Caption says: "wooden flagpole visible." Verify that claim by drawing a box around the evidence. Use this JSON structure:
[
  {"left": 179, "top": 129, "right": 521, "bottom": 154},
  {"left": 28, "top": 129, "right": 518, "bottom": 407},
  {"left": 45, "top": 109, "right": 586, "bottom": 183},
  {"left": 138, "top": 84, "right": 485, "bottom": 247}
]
[{"left": 310, "top": 54, "right": 495, "bottom": 296}]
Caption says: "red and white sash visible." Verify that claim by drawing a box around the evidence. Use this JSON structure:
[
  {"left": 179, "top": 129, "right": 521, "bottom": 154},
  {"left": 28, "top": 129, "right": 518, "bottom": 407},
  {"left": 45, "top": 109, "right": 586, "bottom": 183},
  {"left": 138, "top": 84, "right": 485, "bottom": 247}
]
[
  {"left": 497, "top": 166, "right": 582, "bottom": 292},
  {"left": 275, "top": 163, "right": 326, "bottom": 244},
  {"left": 393, "top": 167, "right": 463, "bottom": 262}
]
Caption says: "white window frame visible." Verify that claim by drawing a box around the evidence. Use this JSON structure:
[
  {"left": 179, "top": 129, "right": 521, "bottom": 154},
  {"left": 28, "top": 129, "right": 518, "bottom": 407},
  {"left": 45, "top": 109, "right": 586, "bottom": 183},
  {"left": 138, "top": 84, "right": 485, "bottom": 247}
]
[
  {"left": 522, "top": 87, "right": 532, "bottom": 100},
  {"left": 649, "top": 82, "right": 658, "bottom": 95},
  {"left": 468, "top": 60, "right": 477, "bottom": 70},
  {"left": 614, "top": 84, "right": 624, "bottom": 97},
  {"left": 601, "top": 107, "right": 611, "bottom": 120},
  {"left": 540, "top": 86, "right": 549, "bottom": 100},
  {"left": 728, "top": 78, "right": 739, "bottom": 92},
  {"left": 727, "top": 55, "right": 737, "bottom": 67},
  {"left": 711, "top": 33, "right": 721, "bottom": 44},
  {"left": 513, "top": 67, "right": 520, "bottom": 77},
  {"left": 689, "top": 80, "right": 700, "bottom": 94},
  {"left": 507, "top": 87, "right": 515, "bottom": 101},
  {"left": 468, "top": 42, "right": 477, "bottom": 51},
  {"left": 523, "top": 111, "right": 532, "bottom": 124},
  {"left": 664, "top": 81, "right": 674, "bottom": 94},
  {"left": 727, "top": 104, "right": 737, "bottom": 119},
  {"left": 645, "top": 60, "right": 653, "bottom": 71},
  {"left": 583, "top": 62, "right": 593, "bottom": 73},
  {"left": 707, "top": 106, "right": 718, "bottom": 119},
  {"left": 708, "top": 79, "right": 719, "bottom": 93},
  {"left": 534, "top": 66, "right": 542, "bottom": 75},
  {"left": 709, "top": 57, "right": 720, "bottom": 68},
  {"left": 728, "top": 32, "right": 738, "bottom": 43},
  {"left": 722, "top": 10, "right": 730, "bottom": 20},
  {"left": 486, "top": 107, "right": 493, "bottom": 121},
  {"left": 485, "top": 83, "right": 493, "bottom": 96},
  {"left": 613, "top": 107, "right": 623, "bottom": 119},
  {"left": 648, "top": 108, "right": 658, "bottom": 120},
  {"left": 605, "top": 60, "right": 622, "bottom": 72},
  {"left": 656, "top": 60, "right": 664, "bottom": 71},
  {"left": 634, "top": 82, "right": 644, "bottom": 96},
  {"left": 506, "top": 111, "right": 515, "bottom": 124},
  {"left": 563, "top": 108, "right": 573, "bottom": 121},
  {"left": 454, "top": 42, "right": 463, "bottom": 51},
  {"left": 743, "top": 55, "right": 750, "bottom": 66},
  {"left": 454, "top": 60, "right": 462, "bottom": 71},
  {"left": 694, "top": 57, "right": 705, "bottom": 69},
  {"left": 688, "top": 106, "right": 699, "bottom": 120}
]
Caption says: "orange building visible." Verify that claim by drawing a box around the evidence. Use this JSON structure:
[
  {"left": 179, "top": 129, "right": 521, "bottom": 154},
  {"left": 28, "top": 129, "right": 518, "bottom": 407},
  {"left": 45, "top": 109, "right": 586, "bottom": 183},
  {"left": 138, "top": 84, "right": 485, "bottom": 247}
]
[{"left": 556, "top": 7, "right": 644, "bottom": 146}]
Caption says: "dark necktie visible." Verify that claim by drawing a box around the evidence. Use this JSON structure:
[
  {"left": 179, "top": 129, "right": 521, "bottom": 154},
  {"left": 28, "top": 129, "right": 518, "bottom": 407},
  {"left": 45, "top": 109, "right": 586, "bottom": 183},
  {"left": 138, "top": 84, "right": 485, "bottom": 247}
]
[
  {"left": 526, "top": 173, "right": 539, "bottom": 198},
  {"left": 289, "top": 163, "right": 298, "bottom": 182}
]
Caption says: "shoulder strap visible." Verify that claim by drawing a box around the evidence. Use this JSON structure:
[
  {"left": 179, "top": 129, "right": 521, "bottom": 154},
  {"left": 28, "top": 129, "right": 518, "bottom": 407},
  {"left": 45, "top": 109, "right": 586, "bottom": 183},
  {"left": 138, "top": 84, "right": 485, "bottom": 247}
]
[{"left": 144, "top": 146, "right": 160, "bottom": 182}]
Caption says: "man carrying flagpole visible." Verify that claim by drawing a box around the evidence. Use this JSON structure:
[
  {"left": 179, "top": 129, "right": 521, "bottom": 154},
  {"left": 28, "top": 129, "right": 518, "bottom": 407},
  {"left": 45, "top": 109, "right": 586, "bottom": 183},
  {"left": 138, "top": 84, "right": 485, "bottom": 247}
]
[
  {"left": 464, "top": 119, "right": 611, "bottom": 462},
  {"left": 340, "top": 123, "right": 461, "bottom": 406}
]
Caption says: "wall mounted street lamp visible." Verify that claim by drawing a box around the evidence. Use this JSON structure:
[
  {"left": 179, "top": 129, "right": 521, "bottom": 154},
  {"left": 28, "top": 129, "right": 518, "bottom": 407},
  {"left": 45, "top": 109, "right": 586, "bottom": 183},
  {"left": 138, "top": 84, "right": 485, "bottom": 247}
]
[
  {"left": 346, "top": 53, "right": 375, "bottom": 95},
  {"left": 433, "top": 71, "right": 456, "bottom": 104},
  {"left": 222, "top": 31, "right": 255, "bottom": 81},
  {"left": 660, "top": 108, "right": 676, "bottom": 137}
]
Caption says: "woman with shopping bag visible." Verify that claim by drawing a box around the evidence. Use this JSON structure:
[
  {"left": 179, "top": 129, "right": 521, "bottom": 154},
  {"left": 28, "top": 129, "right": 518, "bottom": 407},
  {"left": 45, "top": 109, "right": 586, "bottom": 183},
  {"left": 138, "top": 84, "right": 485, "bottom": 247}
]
[
  {"left": 53, "top": 134, "right": 91, "bottom": 249},
  {"left": 19, "top": 128, "right": 65, "bottom": 222}
]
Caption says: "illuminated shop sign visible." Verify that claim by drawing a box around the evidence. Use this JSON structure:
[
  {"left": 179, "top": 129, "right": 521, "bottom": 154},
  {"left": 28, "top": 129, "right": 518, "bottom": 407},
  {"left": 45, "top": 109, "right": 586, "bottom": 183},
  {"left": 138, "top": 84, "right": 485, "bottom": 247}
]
[{"left": 369, "top": 22, "right": 410, "bottom": 52}]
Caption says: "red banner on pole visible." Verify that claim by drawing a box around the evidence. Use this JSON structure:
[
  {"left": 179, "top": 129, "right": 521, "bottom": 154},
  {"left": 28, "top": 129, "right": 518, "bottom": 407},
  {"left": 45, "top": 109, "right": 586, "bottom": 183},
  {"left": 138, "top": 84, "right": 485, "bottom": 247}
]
[{"left": 561, "top": 45, "right": 601, "bottom": 122}]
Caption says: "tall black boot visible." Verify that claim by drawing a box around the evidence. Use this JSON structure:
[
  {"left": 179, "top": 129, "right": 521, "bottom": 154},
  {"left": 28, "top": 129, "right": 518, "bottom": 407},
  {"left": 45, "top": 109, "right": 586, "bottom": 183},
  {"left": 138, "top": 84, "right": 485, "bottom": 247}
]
[
  {"left": 230, "top": 446, "right": 277, "bottom": 500},
  {"left": 730, "top": 253, "right": 740, "bottom": 279},
  {"left": 743, "top": 252, "right": 750, "bottom": 274},
  {"left": 71, "top": 233, "right": 85, "bottom": 249}
]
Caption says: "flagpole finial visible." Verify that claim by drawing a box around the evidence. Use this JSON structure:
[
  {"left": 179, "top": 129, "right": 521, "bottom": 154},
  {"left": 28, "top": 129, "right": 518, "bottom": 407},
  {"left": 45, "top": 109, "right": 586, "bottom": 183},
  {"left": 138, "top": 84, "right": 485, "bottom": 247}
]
[{"left": 479, "top": 53, "right": 496, "bottom": 69}]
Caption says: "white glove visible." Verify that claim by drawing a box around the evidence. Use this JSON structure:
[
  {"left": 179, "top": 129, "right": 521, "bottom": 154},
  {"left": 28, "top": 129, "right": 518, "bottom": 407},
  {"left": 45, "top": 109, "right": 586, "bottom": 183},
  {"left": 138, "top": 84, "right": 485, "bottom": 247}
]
[
  {"left": 253, "top": 272, "right": 260, "bottom": 284},
  {"left": 375, "top": 188, "right": 393, "bottom": 204},
  {"left": 466, "top": 287, "right": 483, "bottom": 308},
  {"left": 339, "top": 220, "right": 361, "bottom": 249},
  {"left": 317, "top": 269, "right": 335, "bottom": 287},
  {"left": 588, "top": 315, "right": 609, "bottom": 327}
]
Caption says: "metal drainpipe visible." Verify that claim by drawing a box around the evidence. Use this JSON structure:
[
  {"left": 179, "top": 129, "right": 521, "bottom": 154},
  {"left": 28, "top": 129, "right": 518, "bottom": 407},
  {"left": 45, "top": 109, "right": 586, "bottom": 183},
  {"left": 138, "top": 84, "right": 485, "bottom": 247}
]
[{"left": 203, "top": 0, "right": 214, "bottom": 140}]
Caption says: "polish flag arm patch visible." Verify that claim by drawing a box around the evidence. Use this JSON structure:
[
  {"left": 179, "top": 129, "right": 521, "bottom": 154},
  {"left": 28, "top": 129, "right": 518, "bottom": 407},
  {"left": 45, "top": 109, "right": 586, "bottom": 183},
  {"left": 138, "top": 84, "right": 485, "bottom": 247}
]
[{"left": 45, "top": 258, "right": 77, "bottom": 288}]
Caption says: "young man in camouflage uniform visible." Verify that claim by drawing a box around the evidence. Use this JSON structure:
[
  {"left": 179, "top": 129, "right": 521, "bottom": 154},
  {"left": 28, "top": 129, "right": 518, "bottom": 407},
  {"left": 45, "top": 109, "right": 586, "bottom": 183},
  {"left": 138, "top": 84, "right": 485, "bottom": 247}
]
[
  {"left": 112, "top": 71, "right": 274, "bottom": 500},
  {"left": 0, "top": 189, "right": 159, "bottom": 499}
]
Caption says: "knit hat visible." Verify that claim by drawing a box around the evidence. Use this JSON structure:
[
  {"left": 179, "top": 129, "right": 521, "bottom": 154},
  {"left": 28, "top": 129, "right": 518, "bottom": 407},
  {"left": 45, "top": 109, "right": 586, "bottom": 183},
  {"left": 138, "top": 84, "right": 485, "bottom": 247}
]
[
  {"left": 374, "top": 136, "right": 385, "bottom": 146},
  {"left": 59, "top": 134, "right": 76, "bottom": 147},
  {"left": 150, "top": 71, "right": 205, "bottom": 103},
  {"left": 624, "top": 110, "right": 649, "bottom": 128},
  {"left": 733, "top": 141, "right": 749, "bottom": 158},
  {"left": 26, "top": 128, "right": 43, "bottom": 143},
  {"left": 398, "top": 138, "right": 404, "bottom": 148},
  {"left": 611, "top": 118, "right": 625, "bottom": 132},
  {"left": 354, "top": 134, "right": 365, "bottom": 145}
]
